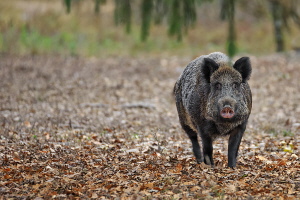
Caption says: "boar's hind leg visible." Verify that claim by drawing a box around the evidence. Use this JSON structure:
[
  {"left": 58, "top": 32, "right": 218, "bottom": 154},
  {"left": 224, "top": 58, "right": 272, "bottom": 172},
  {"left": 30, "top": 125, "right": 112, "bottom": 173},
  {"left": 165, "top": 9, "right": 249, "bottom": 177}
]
[
  {"left": 228, "top": 123, "right": 246, "bottom": 168},
  {"left": 182, "top": 125, "right": 202, "bottom": 163}
]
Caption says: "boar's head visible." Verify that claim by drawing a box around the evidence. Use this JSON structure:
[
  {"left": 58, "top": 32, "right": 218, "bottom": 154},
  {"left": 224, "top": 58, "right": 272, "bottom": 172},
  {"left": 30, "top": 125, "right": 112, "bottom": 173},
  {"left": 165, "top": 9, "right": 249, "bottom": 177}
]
[{"left": 202, "top": 57, "right": 252, "bottom": 124}]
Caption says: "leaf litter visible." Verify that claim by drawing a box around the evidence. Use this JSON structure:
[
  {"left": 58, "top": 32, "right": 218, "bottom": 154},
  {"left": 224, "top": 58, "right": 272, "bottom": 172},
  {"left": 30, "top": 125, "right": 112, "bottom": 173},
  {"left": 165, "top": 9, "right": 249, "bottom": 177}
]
[{"left": 0, "top": 52, "right": 300, "bottom": 199}]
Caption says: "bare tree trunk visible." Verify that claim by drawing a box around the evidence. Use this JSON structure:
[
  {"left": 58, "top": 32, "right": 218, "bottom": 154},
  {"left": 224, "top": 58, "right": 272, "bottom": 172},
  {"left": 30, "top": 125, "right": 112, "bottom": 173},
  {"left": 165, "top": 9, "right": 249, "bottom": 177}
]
[
  {"left": 221, "top": 0, "right": 237, "bottom": 58},
  {"left": 227, "top": 0, "right": 236, "bottom": 58},
  {"left": 270, "top": 0, "right": 284, "bottom": 52}
]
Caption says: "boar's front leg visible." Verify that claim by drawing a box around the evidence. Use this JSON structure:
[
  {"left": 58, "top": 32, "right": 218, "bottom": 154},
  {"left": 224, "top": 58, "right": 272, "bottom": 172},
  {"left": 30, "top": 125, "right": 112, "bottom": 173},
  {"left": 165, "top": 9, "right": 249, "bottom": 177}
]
[
  {"left": 228, "top": 122, "right": 247, "bottom": 168},
  {"left": 183, "top": 125, "right": 202, "bottom": 163},
  {"left": 200, "top": 133, "right": 214, "bottom": 166}
]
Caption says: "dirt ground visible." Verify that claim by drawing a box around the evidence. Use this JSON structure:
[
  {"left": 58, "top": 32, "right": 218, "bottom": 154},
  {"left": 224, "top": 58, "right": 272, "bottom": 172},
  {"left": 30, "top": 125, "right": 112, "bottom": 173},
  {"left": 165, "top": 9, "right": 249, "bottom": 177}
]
[{"left": 0, "top": 52, "right": 300, "bottom": 199}]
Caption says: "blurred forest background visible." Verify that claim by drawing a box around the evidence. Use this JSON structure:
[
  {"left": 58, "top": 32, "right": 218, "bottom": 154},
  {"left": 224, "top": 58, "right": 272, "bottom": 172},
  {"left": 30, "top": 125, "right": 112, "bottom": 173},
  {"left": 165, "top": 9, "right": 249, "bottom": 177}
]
[
  {"left": 1, "top": 1, "right": 300, "bottom": 198},
  {"left": 1, "top": 0, "right": 300, "bottom": 58}
]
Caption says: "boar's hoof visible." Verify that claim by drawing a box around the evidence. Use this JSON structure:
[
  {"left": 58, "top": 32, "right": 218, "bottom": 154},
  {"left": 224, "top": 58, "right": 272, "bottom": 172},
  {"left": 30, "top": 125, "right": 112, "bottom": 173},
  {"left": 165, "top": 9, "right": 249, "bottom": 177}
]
[
  {"left": 204, "top": 155, "right": 214, "bottom": 166},
  {"left": 220, "top": 106, "right": 235, "bottom": 119}
]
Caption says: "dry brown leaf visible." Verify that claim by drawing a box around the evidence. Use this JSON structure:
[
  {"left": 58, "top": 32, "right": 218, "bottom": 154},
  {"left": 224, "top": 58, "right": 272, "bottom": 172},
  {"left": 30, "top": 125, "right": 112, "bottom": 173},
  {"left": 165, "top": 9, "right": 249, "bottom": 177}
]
[
  {"left": 91, "top": 193, "right": 98, "bottom": 199},
  {"left": 24, "top": 121, "right": 32, "bottom": 128}
]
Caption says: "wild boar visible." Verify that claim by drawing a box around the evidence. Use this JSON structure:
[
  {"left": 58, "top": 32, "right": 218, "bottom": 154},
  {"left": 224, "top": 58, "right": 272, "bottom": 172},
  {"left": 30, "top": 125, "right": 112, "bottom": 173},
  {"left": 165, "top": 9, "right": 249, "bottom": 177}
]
[{"left": 173, "top": 52, "right": 252, "bottom": 168}]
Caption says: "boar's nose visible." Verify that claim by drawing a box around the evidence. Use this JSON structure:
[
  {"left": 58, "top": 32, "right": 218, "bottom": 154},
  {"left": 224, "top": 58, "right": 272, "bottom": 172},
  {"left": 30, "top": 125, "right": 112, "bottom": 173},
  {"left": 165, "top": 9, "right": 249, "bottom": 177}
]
[
  {"left": 220, "top": 106, "right": 235, "bottom": 119},
  {"left": 218, "top": 98, "right": 236, "bottom": 119}
]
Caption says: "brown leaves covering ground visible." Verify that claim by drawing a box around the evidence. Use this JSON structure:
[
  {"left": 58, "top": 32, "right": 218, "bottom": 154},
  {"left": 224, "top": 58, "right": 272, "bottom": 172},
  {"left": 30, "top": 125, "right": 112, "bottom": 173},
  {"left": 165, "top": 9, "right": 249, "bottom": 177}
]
[{"left": 0, "top": 52, "right": 300, "bottom": 199}]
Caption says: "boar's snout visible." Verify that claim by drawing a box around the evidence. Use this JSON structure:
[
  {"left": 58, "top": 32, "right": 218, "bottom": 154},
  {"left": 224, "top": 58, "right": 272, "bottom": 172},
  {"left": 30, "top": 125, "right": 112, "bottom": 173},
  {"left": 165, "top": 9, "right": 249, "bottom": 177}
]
[
  {"left": 218, "top": 98, "right": 237, "bottom": 119},
  {"left": 220, "top": 106, "right": 235, "bottom": 118}
]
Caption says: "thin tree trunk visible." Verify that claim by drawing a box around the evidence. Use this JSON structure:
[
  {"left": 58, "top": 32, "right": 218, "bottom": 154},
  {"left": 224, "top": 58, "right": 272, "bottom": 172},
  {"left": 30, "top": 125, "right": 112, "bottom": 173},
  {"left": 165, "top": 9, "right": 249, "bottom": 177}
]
[
  {"left": 226, "top": 0, "right": 237, "bottom": 58},
  {"left": 270, "top": 0, "right": 284, "bottom": 52}
]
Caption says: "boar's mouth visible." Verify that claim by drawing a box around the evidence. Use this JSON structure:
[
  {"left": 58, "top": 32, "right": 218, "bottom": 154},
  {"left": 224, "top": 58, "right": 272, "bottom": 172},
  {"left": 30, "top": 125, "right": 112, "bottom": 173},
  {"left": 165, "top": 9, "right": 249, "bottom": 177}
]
[
  {"left": 206, "top": 102, "right": 247, "bottom": 123},
  {"left": 205, "top": 106, "right": 238, "bottom": 123}
]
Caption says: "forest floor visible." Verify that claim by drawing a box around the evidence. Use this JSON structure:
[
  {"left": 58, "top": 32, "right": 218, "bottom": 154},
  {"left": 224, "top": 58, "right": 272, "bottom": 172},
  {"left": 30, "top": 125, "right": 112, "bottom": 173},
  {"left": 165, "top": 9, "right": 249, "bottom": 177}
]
[{"left": 0, "top": 52, "right": 300, "bottom": 199}]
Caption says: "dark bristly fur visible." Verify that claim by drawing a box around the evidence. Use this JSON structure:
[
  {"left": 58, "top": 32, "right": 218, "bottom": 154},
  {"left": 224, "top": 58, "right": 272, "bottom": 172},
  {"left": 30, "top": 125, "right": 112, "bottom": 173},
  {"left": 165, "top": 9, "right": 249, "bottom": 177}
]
[{"left": 174, "top": 52, "right": 252, "bottom": 168}]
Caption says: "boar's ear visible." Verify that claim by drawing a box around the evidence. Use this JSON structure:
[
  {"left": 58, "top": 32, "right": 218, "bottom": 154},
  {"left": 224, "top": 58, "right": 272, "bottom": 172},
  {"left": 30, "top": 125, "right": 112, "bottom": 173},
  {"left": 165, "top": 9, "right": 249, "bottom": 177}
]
[
  {"left": 201, "top": 58, "right": 219, "bottom": 83},
  {"left": 233, "top": 57, "right": 252, "bottom": 82}
]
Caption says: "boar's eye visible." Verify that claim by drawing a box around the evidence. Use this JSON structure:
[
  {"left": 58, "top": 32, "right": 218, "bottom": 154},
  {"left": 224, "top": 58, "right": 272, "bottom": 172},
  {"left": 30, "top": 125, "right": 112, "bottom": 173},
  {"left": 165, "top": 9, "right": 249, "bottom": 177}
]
[
  {"left": 215, "top": 83, "right": 222, "bottom": 90},
  {"left": 232, "top": 82, "right": 239, "bottom": 89}
]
